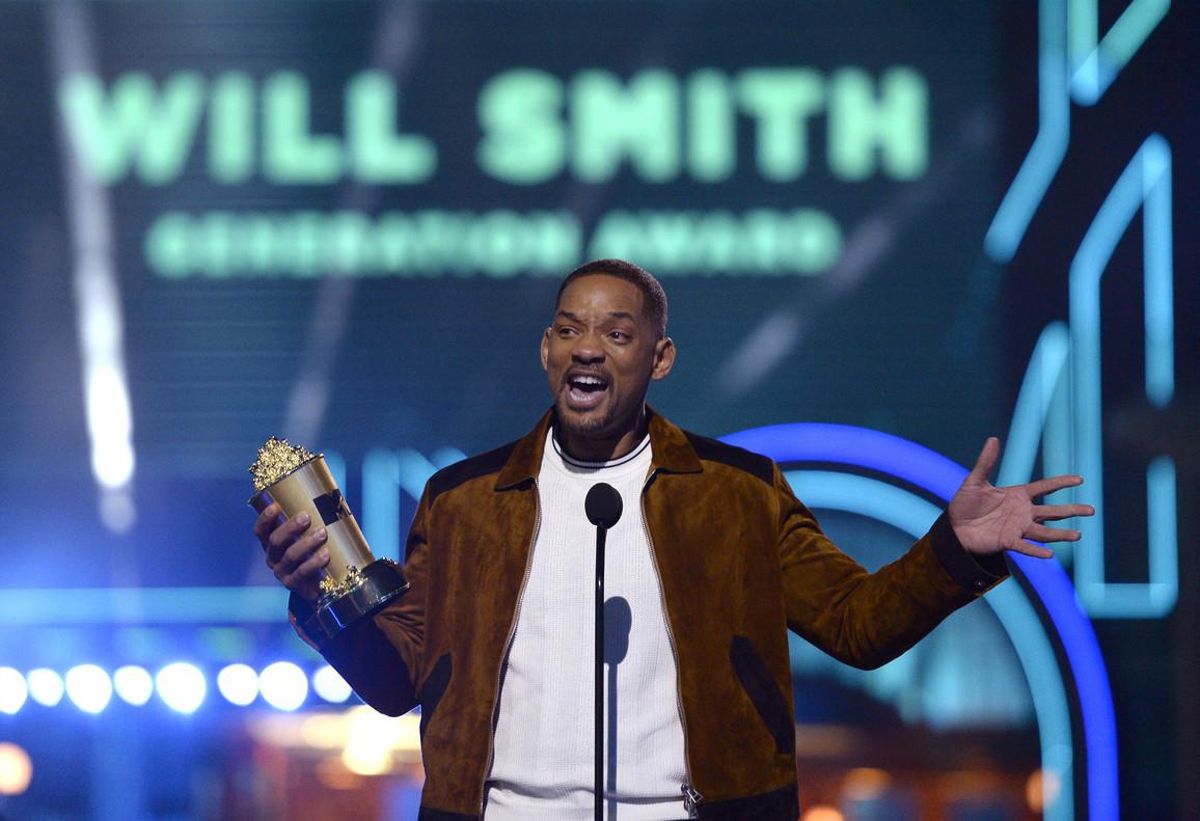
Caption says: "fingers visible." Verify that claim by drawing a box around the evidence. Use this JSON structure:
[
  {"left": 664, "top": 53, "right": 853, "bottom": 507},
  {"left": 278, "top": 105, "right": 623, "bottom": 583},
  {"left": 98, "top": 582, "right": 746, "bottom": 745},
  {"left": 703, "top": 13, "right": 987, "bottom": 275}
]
[
  {"left": 287, "top": 550, "right": 330, "bottom": 598},
  {"left": 266, "top": 511, "right": 313, "bottom": 563},
  {"left": 272, "top": 526, "right": 326, "bottom": 574},
  {"left": 277, "top": 534, "right": 330, "bottom": 591},
  {"left": 253, "top": 503, "right": 285, "bottom": 546},
  {"left": 1024, "top": 474, "right": 1084, "bottom": 499},
  {"left": 1008, "top": 540, "right": 1055, "bottom": 560},
  {"left": 253, "top": 503, "right": 329, "bottom": 599},
  {"left": 1033, "top": 503, "right": 1095, "bottom": 522},
  {"left": 966, "top": 437, "right": 1001, "bottom": 485},
  {"left": 1024, "top": 523, "right": 1080, "bottom": 544},
  {"left": 272, "top": 527, "right": 329, "bottom": 585}
]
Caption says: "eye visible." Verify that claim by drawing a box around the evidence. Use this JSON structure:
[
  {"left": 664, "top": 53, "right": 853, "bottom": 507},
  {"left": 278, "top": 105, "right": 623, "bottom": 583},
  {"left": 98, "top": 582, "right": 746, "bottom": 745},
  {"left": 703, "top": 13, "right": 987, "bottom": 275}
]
[{"left": 608, "top": 330, "right": 630, "bottom": 342}]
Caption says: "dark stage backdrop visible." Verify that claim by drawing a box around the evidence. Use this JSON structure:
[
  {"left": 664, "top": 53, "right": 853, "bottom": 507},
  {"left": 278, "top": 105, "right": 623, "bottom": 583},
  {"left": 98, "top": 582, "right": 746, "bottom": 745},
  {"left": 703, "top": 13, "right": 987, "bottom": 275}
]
[
  {"left": 0, "top": 0, "right": 1001, "bottom": 588},
  {"left": 0, "top": 2, "right": 1193, "bottom": 819}
]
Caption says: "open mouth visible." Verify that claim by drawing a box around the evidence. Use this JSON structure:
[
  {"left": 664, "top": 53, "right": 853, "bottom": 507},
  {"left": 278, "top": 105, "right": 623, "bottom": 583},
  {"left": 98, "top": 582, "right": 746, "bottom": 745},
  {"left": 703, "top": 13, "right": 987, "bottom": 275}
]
[{"left": 565, "top": 373, "right": 609, "bottom": 409}]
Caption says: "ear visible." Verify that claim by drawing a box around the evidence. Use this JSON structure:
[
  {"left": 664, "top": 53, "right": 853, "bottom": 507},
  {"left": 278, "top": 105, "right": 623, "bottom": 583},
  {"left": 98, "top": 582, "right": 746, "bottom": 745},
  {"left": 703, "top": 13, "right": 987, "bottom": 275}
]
[
  {"left": 540, "top": 327, "right": 550, "bottom": 372},
  {"left": 650, "top": 336, "right": 676, "bottom": 381}
]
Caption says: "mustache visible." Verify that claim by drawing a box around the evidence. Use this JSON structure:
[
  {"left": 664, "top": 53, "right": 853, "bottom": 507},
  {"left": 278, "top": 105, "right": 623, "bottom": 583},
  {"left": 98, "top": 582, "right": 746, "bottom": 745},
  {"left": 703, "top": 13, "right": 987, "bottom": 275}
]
[{"left": 563, "top": 367, "right": 611, "bottom": 384}]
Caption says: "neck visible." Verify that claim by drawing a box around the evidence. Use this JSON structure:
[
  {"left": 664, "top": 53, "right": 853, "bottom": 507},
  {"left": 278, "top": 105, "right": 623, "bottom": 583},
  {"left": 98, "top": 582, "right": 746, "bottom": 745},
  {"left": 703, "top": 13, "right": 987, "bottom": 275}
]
[{"left": 555, "top": 408, "right": 648, "bottom": 463}]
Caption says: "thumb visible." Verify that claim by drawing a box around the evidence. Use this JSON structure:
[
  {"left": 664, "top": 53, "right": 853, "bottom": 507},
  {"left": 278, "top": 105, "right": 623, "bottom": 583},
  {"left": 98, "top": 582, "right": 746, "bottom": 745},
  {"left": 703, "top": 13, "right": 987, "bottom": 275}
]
[{"left": 966, "top": 437, "right": 1001, "bottom": 485}]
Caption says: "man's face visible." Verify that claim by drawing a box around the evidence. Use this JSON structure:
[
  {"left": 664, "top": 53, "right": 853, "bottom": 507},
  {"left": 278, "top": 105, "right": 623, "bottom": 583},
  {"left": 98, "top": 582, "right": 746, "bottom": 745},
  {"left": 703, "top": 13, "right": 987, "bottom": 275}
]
[{"left": 540, "top": 274, "right": 674, "bottom": 442}]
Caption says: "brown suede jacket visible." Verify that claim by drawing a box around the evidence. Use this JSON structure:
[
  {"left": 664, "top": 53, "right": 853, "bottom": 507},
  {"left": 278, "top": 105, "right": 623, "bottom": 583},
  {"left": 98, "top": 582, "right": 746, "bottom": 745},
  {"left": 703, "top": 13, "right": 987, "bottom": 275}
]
[{"left": 293, "top": 408, "right": 1007, "bottom": 820}]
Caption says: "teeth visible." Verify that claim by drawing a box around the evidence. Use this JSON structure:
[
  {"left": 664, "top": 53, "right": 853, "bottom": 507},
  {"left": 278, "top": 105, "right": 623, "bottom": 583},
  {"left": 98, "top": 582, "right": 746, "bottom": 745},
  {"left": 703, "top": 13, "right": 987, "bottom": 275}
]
[{"left": 571, "top": 376, "right": 605, "bottom": 386}]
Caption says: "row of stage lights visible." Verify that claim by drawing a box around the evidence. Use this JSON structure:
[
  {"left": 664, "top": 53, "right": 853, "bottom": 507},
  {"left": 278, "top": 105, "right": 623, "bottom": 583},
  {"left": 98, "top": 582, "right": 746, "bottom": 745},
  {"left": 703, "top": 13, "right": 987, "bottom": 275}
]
[{"left": 0, "top": 663, "right": 355, "bottom": 715}]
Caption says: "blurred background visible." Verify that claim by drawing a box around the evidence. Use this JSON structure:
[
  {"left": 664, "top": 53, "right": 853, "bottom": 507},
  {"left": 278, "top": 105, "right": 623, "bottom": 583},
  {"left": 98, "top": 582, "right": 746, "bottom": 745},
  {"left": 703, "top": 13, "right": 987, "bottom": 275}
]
[{"left": 0, "top": 1, "right": 1195, "bottom": 819}]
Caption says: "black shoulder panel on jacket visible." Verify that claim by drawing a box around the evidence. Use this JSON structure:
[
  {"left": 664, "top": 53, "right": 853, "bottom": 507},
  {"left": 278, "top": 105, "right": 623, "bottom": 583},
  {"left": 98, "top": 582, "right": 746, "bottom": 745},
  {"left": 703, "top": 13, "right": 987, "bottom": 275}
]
[
  {"left": 684, "top": 431, "right": 775, "bottom": 486},
  {"left": 427, "top": 440, "right": 518, "bottom": 504}
]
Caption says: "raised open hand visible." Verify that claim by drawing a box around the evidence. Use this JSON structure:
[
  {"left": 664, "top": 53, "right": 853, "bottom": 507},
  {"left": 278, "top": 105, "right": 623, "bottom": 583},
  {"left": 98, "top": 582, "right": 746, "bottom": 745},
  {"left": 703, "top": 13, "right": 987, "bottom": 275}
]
[{"left": 948, "top": 437, "right": 1095, "bottom": 559}]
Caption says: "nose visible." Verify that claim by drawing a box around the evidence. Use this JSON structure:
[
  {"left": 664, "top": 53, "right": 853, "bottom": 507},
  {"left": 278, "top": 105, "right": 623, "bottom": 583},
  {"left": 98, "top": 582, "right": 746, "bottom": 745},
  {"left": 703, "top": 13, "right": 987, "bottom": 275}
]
[{"left": 570, "top": 329, "right": 606, "bottom": 364}]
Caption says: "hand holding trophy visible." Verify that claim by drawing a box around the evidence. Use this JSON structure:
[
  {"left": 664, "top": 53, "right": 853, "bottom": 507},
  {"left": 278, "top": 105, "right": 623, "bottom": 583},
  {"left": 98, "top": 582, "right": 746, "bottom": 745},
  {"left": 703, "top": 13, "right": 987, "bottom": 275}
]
[{"left": 249, "top": 437, "right": 408, "bottom": 645}]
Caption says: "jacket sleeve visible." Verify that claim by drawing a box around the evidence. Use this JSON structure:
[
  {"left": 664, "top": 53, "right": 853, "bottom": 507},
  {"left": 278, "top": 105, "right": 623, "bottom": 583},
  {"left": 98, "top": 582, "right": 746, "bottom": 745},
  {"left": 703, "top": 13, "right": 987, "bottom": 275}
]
[
  {"left": 287, "top": 485, "right": 432, "bottom": 716},
  {"left": 774, "top": 464, "right": 1008, "bottom": 670}
]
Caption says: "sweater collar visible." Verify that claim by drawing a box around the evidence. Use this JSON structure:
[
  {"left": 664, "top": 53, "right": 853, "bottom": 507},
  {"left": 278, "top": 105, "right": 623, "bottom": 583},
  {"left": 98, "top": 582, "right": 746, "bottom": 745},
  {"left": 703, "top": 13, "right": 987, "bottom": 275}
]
[{"left": 494, "top": 405, "right": 703, "bottom": 491}]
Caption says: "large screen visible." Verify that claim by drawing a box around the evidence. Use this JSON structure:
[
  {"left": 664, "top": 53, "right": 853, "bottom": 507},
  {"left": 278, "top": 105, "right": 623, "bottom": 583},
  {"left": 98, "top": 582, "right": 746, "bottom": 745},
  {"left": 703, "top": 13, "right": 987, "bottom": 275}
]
[
  {"left": 1, "top": 2, "right": 1194, "bottom": 820},
  {"left": 0, "top": 0, "right": 1001, "bottom": 590}
]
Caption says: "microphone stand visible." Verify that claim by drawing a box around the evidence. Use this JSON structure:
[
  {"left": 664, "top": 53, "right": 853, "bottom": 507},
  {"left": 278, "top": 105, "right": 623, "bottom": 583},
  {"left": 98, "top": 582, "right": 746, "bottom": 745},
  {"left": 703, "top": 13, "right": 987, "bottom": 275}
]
[
  {"left": 594, "top": 519, "right": 607, "bottom": 821},
  {"left": 585, "top": 483, "right": 622, "bottom": 821}
]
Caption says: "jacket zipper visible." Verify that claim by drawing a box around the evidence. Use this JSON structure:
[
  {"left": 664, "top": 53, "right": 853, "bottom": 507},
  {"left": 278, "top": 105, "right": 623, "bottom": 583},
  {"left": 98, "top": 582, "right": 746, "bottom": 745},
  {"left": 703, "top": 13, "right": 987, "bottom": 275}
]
[
  {"left": 641, "top": 471, "right": 703, "bottom": 819},
  {"left": 478, "top": 479, "right": 541, "bottom": 818}
]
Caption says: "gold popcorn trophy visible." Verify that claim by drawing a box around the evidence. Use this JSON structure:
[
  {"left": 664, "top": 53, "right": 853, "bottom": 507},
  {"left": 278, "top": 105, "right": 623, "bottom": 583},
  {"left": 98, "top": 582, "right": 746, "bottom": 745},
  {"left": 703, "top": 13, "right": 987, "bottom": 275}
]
[{"left": 249, "top": 437, "right": 408, "bottom": 644}]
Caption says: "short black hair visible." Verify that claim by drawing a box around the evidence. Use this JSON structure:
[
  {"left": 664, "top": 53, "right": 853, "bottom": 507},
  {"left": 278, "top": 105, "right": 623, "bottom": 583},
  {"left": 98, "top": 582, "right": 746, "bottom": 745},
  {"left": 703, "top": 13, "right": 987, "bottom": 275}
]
[{"left": 556, "top": 258, "right": 668, "bottom": 338}]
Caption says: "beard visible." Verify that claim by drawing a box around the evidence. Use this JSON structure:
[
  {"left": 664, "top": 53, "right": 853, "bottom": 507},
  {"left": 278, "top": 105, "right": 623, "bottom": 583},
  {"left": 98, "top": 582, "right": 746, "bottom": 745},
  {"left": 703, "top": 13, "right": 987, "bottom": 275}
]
[{"left": 553, "top": 391, "right": 620, "bottom": 440}]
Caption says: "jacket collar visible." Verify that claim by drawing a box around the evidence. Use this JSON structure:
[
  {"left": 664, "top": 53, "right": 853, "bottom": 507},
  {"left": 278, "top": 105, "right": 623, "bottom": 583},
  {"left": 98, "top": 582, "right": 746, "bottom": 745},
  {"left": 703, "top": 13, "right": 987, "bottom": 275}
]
[{"left": 495, "top": 405, "right": 703, "bottom": 491}]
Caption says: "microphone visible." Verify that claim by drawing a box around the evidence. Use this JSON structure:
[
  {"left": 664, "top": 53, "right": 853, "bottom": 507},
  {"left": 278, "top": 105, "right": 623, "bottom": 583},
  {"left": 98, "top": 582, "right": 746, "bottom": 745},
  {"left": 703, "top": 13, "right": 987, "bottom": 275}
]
[
  {"left": 585, "top": 482, "right": 622, "bottom": 821},
  {"left": 585, "top": 482, "right": 623, "bottom": 530}
]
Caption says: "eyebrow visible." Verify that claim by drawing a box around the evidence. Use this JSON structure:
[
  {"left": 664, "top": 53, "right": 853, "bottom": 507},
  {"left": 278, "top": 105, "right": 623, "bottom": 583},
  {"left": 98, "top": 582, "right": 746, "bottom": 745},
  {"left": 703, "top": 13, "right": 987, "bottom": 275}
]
[{"left": 556, "top": 310, "right": 638, "bottom": 323}]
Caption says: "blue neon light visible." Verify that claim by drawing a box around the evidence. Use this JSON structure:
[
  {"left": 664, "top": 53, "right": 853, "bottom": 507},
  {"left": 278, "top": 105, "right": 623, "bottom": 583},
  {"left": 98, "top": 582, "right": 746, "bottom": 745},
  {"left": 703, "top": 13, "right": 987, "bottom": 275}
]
[
  {"left": 786, "top": 471, "right": 943, "bottom": 537},
  {"left": 1146, "top": 457, "right": 1178, "bottom": 613},
  {"left": 363, "top": 446, "right": 467, "bottom": 562},
  {"left": 1018, "top": 545, "right": 1118, "bottom": 821},
  {"left": 724, "top": 424, "right": 963, "bottom": 498},
  {"left": 984, "top": 0, "right": 1069, "bottom": 263},
  {"left": 1068, "top": 0, "right": 1170, "bottom": 105},
  {"left": 788, "top": 469, "right": 1075, "bottom": 821},
  {"left": 0, "top": 586, "right": 287, "bottom": 625},
  {"left": 723, "top": 422, "right": 1118, "bottom": 821},
  {"left": 997, "top": 322, "right": 1070, "bottom": 490},
  {"left": 1069, "top": 134, "right": 1176, "bottom": 617}
]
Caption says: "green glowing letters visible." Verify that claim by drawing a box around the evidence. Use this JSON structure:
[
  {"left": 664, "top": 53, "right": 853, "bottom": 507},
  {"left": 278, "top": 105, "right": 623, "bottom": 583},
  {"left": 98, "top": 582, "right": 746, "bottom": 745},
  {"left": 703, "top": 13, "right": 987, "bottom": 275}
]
[
  {"left": 478, "top": 66, "right": 927, "bottom": 183},
  {"left": 60, "top": 70, "right": 437, "bottom": 186},
  {"left": 61, "top": 66, "right": 927, "bottom": 186}
]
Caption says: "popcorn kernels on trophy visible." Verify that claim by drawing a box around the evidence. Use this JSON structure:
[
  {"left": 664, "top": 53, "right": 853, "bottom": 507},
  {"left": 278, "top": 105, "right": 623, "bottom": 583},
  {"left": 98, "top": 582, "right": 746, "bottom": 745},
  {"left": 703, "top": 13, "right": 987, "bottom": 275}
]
[{"left": 249, "top": 436, "right": 317, "bottom": 493}]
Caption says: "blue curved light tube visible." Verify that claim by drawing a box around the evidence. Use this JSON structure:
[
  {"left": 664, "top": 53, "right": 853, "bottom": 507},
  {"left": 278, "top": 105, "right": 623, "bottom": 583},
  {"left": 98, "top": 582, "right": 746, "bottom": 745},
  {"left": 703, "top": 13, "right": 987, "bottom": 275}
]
[{"left": 723, "top": 421, "right": 1118, "bottom": 821}]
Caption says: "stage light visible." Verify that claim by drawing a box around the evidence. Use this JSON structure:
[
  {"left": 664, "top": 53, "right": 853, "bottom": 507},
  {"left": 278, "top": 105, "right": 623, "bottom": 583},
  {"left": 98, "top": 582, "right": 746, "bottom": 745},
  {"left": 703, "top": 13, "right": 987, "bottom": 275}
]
[
  {"left": 259, "top": 662, "right": 308, "bottom": 711},
  {"left": 316, "top": 755, "right": 362, "bottom": 790},
  {"left": 312, "top": 665, "right": 352, "bottom": 703},
  {"left": 0, "top": 743, "right": 32, "bottom": 795},
  {"left": 113, "top": 665, "right": 154, "bottom": 706},
  {"left": 217, "top": 664, "right": 259, "bottom": 707},
  {"left": 801, "top": 808, "right": 843, "bottom": 821},
  {"left": 300, "top": 713, "right": 346, "bottom": 749},
  {"left": 343, "top": 706, "right": 395, "bottom": 776},
  {"left": 843, "top": 767, "right": 892, "bottom": 801},
  {"left": 26, "top": 668, "right": 65, "bottom": 707},
  {"left": 156, "top": 663, "right": 206, "bottom": 714},
  {"left": 1027, "top": 768, "right": 1062, "bottom": 813},
  {"left": 65, "top": 664, "right": 113, "bottom": 714},
  {"left": 0, "top": 668, "right": 28, "bottom": 714}
]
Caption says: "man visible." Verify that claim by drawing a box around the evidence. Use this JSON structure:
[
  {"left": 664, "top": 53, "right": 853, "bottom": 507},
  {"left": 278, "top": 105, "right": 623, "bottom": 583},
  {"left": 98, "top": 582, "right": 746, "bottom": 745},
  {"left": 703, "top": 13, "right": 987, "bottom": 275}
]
[{"left": 255, "top": 259, "right": 1092, "bottom": 820}]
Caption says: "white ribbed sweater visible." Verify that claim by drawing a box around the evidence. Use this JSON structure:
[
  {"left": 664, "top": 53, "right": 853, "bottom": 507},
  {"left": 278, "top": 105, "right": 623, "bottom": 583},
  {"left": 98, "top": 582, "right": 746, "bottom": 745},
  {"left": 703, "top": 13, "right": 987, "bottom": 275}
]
[{"left": 484, "top": 430, "right": 688, "bottom": 820}]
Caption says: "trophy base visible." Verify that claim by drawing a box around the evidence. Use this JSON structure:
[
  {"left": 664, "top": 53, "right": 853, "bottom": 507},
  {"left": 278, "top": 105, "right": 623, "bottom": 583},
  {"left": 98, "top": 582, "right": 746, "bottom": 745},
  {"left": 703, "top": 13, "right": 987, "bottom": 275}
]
[{"left": 302, "top": 559, "right": 410, "bottom": 645}]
